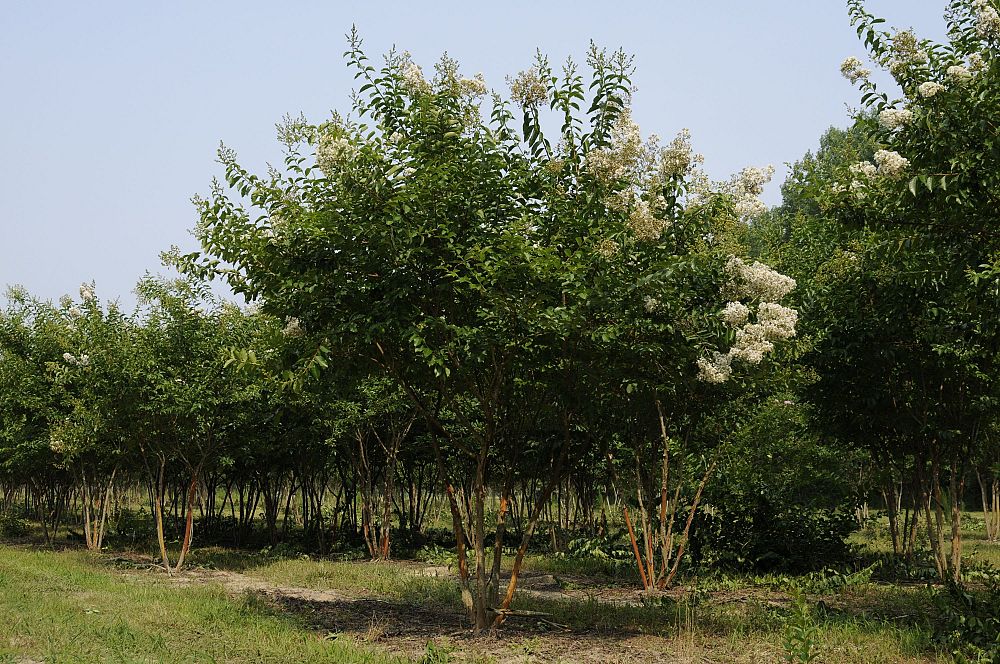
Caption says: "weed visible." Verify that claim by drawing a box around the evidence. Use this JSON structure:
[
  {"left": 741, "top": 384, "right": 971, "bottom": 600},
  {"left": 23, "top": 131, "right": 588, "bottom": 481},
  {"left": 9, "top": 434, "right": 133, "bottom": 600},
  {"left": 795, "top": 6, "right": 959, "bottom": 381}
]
[{"left": 782, "top": 589, "right": 819, "bottom": 663}]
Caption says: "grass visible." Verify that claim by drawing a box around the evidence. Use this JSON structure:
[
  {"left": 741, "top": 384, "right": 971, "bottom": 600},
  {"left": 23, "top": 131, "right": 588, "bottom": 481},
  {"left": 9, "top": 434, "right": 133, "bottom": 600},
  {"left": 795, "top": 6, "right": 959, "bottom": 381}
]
[
  {"left": 0, "top": 545, "right": 402, "bottom": 663},
  {"left": 3, "top": 508, "right": 997, "bottom": 663},
  {"left": 186, "top": 546, "right": 946, "bottom": 662}
]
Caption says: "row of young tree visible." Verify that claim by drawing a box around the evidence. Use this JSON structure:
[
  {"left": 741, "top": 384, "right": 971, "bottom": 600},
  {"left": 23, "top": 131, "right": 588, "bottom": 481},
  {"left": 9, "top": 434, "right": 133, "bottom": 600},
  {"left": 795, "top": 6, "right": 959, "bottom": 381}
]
[{"left": 1, "top": 0, "right": 998, "bottom": 631}]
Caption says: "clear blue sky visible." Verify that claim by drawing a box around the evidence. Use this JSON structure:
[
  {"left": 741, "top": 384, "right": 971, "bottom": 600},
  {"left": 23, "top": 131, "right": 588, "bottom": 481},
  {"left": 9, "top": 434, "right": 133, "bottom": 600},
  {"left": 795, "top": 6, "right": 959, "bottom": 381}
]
[{"left": 1, "top": 1, "right": 948, "bottom": 306}]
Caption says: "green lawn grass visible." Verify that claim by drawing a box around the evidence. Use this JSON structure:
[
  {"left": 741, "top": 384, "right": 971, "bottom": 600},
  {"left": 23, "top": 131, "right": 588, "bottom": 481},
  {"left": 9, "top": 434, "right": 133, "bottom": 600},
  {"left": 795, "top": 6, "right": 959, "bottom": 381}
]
[
  {"left": 187, "top": 547, "right": 944, "bottom": 663},
  {"left": 0, "top": 546, "right": 402, "bottom": 663},
  {"left": 3, "top": 518, "right": 993, "bottom": 664}
]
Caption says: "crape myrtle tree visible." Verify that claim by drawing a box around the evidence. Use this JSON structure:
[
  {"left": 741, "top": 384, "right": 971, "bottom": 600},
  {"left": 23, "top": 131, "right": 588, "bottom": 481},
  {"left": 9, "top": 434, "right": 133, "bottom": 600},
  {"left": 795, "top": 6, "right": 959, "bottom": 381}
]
[
  {"left": 132, "top": 277, "right": 261, "bottom": 573},
  {"left": 172, "top": 34, "right": 798, "bottom": 629},
  {"left": 47, "top": 284, "right": 139, "bottom": 551},
  {"left": 720, "top": 126, "right": 881, "bottom": 568},
  {"left": 0, "top": 288, "right": 75, "bottom": 541},
  {"left": 803, "top": 0, "right": 1000, "bottom": 581}
]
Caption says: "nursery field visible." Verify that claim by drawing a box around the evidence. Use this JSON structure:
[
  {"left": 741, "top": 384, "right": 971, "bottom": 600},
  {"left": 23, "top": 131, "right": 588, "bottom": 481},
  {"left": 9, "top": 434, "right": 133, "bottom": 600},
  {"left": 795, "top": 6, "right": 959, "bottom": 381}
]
[
  {"left": 3, "top": 0, "right": 1000, "bottom": 662},
  {"left": 1, "top": 514, "right": 997, "bottom": 664}
]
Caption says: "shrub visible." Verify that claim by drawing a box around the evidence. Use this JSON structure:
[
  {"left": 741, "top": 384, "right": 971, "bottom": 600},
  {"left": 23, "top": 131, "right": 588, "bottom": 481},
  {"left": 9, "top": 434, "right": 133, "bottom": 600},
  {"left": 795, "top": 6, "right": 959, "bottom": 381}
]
[
  {"left": 0, "top": 511, "right": 30, "bottom": 538},
  {"left": 691, "top": 502, "right": 855, "bottom": 572}
]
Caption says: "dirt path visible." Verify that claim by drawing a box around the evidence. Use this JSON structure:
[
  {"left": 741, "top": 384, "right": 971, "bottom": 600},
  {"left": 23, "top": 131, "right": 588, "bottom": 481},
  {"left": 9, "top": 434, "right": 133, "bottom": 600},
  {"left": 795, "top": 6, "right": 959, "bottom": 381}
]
[{"left": 109, "top": 556, "right": 780, "bottom": 663}]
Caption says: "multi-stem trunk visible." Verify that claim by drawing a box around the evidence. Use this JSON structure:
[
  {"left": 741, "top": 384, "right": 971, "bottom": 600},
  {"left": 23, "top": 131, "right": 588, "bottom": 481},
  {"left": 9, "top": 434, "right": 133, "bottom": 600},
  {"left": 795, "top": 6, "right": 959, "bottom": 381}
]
[
  {"left": 80, "top": 466, "right": 117, "bottom": 551},
  {"left": 977, "top": 468, "right": 999, "bottom": 543},
  {"left": 153, "top": 457, "right": 171, "bottom": 574},
  {"left": 173, "top": 466, "right": 201, "bottom": 573}
]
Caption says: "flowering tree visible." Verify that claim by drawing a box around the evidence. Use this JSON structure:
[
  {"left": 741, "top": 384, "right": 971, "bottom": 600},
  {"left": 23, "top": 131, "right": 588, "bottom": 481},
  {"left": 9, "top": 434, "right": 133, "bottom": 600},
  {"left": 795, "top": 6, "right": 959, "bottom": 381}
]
[
  {"left": 47, "top": 284, "right": 139, "bottom": 551},
  {"left": 0, "top": 289, "right": 74, "bottom": 542},
  {"left": 172, "top": 33, "right": 797, "bottom": 628},
  {"left": 804, "top": 0, "right": 1000, "bottom": 581},
  {"left": 131, "top": 277, "right": 262, "bottom": 572}
]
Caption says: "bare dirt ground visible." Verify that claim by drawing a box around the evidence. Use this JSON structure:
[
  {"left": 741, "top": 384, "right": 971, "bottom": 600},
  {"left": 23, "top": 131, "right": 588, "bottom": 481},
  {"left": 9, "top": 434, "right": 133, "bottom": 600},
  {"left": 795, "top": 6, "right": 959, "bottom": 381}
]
[{"left": 107, "top": 555, "right": 785, "bottom": 663}]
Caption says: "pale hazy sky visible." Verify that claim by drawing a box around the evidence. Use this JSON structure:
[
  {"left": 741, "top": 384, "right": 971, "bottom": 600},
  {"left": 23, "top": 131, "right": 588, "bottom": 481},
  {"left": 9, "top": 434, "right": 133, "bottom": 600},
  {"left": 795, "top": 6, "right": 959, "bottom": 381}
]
[{"left": 1, "top": 1, "right": 948, "bottom": 306}]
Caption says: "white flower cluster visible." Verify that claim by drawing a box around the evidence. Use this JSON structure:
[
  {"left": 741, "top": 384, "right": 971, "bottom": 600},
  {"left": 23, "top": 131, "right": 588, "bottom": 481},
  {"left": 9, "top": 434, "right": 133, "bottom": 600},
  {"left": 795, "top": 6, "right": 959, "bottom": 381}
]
[
  {"left": 282, "top": 317, "right": 304, "bottom": 338},
  {"left": 845, "top": 151, "right": 909, "bottom": 192},
  {"left": 874, "top": 149, "right": 910, "bottom": 179},
  {"left": 595, "top": 238, "right": 619, "bottom": 259},
  {"left": 850, "top": 161, "right": 878, "bottom": 179},
  {"left": 459, "top": 74, "right": 488, "bottom": 98},
  {"left": 508, "top": 67, "right": 547, "bottom": 107},
  {"left": 400, "top": 53, "right": 431, "bottom": 93},
  {"left": 878, "top": 107, "right": 914, "bottom": 130},
  {"left": 720, "top": 301, "right": 750, "bottom": 326},
  {"left": 888, "top": 30, "right": 929, "bottom": 77},
  {"left": 316, "top": 132, "right": 356, "bottom": 175},
  {"left": 841, "top": 56, "right": 871, "bottom": 84},
  {"left": 973, "top": 0, "right": 1000, "bottom": 40},
  {"left": 657, "top": 128, "right": 703, "bottom": 179},
  {"left": 587, "top": 110, "right": 643, "bottom": 186},
  {"left": 847, "top": 161, "right": 877, "bottom": 199},
  {"left": 946, "top": 65, "right": 973, "bottom": 85},
  {"left": 627, "top": 196, "right": 668, "bottom": 241},
  {"left": 63, "top": 352, "right": 90, "bottom": 367},
  {"left": 757, "top": 301, "right": 798, "bottom": 340},
  {"left": 697, "top": 352, "right": 732, "bottom": 384},
  {"left": 917, "top": 81, "right": 946, "bottom": 98},
  {"left": 79, "top": 283, "right": 95, "bottom": 303},
  {"left": 723, "top": 256, "right": 796, "bottom": 301},
  {"left": 968, "top": 52, "right": 986, "bottom": 73},
  {"left": 725, "top": 165, "right": 775, "bottom": 221},
  {"left": 697, "top": 280, "right": 797, "bottom": 383},
  {"left": 68, "top": 306, "right": 82, "bottom": 318}
]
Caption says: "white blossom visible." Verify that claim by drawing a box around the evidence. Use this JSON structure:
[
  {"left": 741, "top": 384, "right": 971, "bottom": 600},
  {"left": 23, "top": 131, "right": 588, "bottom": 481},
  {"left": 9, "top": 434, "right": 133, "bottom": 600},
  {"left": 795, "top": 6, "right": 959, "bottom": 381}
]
[
  {"left": 946, "top": 65, "right": 973, "bottom": 85},
  {"left": 725, "top": 166, "right": 775, "bottom": 222},
  {"left": 850, "top": 161, "right": 878, "bottom": 179},
  {"left": 730, "top": 325, "right": 774, "bottom": 365},
  {"left": 586, "top": 110, "right": 643, "bottom": 186},
  {"left": 657, "top": 128, "right": 703, "bottom": 179},
  {"left": 459, "top": 73, "right": 488, "bottom": 97},
  {"left": 756, "top": 302, "right": 798, "bottom": 341},
  {"left": 698, "top": 260, "right": 797, "bottom": 383},
  {"left": 874, "top": 149, "right": 910, "bottom": 179},
  {"left": 917, "top": 81, "right": 946, "bottom": 98},
  {"left": 78, "top": 354, "right": 90, "bottom": 367},
  {"left": 973, "top": 0, "right": 1000, "bottom": 40},
  {"left": 840, "top": 56, "right": 871, "bottom": 83},
  {"left": 282, "top": 317, "right": 304, "bottom": 338},
  {"left": 68, "top": 307, "right": 82, "bottom": 318},
  {"left": 508, "top": 67, "right": 547, "bottom": 107},
  {"left": 316, "top": 133, "right": 355, "bottom": 174},
  {"left": 968, "top": 52, "right": 986, "bottom": 74},
  {"left": 627, "top": 197, "right": 667, "bottom": 241},
  {"left": 849, "top": 178, "right": 868, "bottom": 201},
  {"left": 878, "top": 108, "right": 914, "bottom": 130},
  {"left": 720, "top": 301, "right": 750, "bottom": 326},
  {"left": 724, "top": 256, "right": 796, "bottom": 302},
  {"left": 400, "top": 53, "right": 431, "bottom": 93},
  {"left": 644, "top": 296, "right": 660, "bottom": 313},
  {"left": 696, "top": 352, "right": 732, "bottom": 383},
  {"left": 888, "top": 30, "right": 929, "bottom": 77},
  {"left": 595, "top": 238, "right": 619, "bottom": 259},
  {"left": 63, "top": 352, "right": 77, "bottom": 365},
  {"left": 79, "top": 283, "right": 95, "bottom": 303}
]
